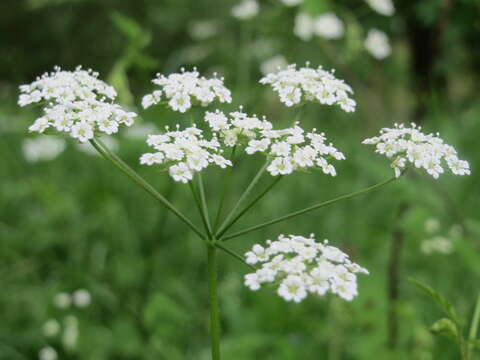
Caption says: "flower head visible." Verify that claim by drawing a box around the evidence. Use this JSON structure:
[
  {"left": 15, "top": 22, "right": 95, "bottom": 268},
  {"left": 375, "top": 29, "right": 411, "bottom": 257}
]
[
  {"left": 140, "top": 124, "right": 232, "bottom": 183},
  {"left": 19, "top": 66, "right": 136, "bottom": 142},
  {"left": 244, "top": 234, "right": 369, "bottom": 302},
  {"left": 260, "top": 64, "right": 356, "bottom": 112},
  {"left": 362, "top": 123, "right": 471, "bottom": 179},
  {"left": 142, "top": 68, "right": 232, "bottom": 112},
  {"left": 204, "top": 109, "right": 345, "bottom": 177}
]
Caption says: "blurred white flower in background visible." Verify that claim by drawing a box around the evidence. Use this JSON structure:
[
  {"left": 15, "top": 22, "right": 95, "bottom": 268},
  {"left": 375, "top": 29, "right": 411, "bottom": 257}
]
[
  {"left": 424, "top": 218, "right": 441, "bottom": 234},
  {"left": 260, "top": 55, "right": 288, "bottom": 75},
  {"left": 39, "top": 346, "right": 58, "bottom": 360},
  {"left": 231, "top": 0, "right": 259, "bottom": 20},
  {"left": 63, "top": 315, "right": 79, "bottom": 350},
  {"left": 313, "top": 12, "right": 345, "bottom": 40},
  {"left": 421, "top": 236, "right": 453, "bottom": 255},
  {"left": 280, "top": 0, "right": 303, "bottom": 6},
  {"left": 72, "top": 289, "right": 91, "bottom": 308},
  {"left": 294, "top": 13, "right": 314, "bottom": 41},
  {"left": 188, "top": 20, "right": 219, "bottom": 40},
  {"left": 124, "top": 122, "right": 159, "bottom": 140},
  {"left": 366, "top": 0, "right": 395, "bottom": 16},
  {"left": 42, "top": 319, "right": 60, "bottom": 337},
  {"left": 53, "top": 292, "right": 71, "bottom": 309},
  {"left": 22, "top": 137, "right": 65, "bottom": 162},
  {"left": 76, "top": 136, "right": 119, "bottom": 156},
  {"left": 364, "top": 29, "right": 392, "bottom": 59}
]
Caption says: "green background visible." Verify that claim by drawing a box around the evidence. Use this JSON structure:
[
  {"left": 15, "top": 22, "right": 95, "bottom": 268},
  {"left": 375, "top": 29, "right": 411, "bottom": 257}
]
[{"left": 1, "top": 0, "right": 479, "bottom": 359}]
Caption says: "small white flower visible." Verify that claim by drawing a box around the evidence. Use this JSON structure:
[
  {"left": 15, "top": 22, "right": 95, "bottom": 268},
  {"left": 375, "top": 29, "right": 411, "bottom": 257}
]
[
  {"left": 39, "top": 346, "right": 58, "bottom": 360},
  {"left": 71, "top": 122, "right": 94, "bottom": 142},
  {"left": 73, "top": 289, "right": 91, "bottom": 308},
  {"left": 53, "top": 292, "right": 71, "bottom": 309},
  {"left": 280, "top": 0, "right": 303, "bottom": 6},
  {"left": 42, "top": 319, "right": 60, "bottom": 337},
  {"left": 278, "top": 275, "right": 308, "bottom": 303},
  {"left": 22, "top": 137, "right": 65, "bottom": 162},
  {"left": 313, "top": 12, "right": 345, "bottom": 40},
  {"left": 294, "top": 13, "right": 314, "bottom": 41},
  {"left": 365, "top": 29, "right": 392, "bottom": 59},
  {"left": 169, "top": 163, "right": 194, "bottom": 183},
  {"left": 366, "top": 0, "right": 395, "bottom": 16},
  {"left": 63, "top": 315, "right": 79, "bottom": 350},
  {"left": 231, "top": 0, "right": 259, "bottom": 20}
]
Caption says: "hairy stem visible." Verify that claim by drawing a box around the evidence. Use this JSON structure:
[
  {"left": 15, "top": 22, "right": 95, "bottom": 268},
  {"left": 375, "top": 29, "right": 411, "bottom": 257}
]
[
  {"left": 89, "top": 138, "right": 205, "bottom": 240},
  {"left": 207, "top": 245, "right": 221, "bottom": 360},
  {"left": 222, "top": 176, "right": 398, "bottom": 241}
]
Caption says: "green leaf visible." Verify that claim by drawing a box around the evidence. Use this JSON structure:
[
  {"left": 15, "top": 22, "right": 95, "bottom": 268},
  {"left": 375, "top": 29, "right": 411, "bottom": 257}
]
[
  {"left": 409, "top": 277, "right": 461, "bottom": 325},
  {"left": 110, "top": 11, "right": 142, "bottom": 41},
  {"left": 430, "top": 318, "right": 460, "bottom": 342}
]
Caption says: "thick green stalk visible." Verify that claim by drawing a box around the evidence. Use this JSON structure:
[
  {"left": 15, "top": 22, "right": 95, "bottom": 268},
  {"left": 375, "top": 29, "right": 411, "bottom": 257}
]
[
  {"left": 207, "top": 245, "right": 221, "bottom": 360},
  {"left": 216, "top": 162, "right": 269, "bottom": 238},
  {"left": 222, "top": 176, "right": 398, "bottom": 241},
  {"left": 216, "top": 176, "right": 283, "bottom": 239},
  {"left": 89, "top": 138, "right": 205, "bottom": 240}
]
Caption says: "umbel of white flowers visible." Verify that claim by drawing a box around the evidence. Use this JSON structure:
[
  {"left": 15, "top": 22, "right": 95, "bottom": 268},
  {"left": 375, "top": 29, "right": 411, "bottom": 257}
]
[
  {"left": 244, "top": 234, "right": 369, "bottom": 302},
  {"left": 259, "top": 64, "right": 356, "bottom": 112},
  {"left": 142, "top": 67, "right": 232, "bottom": 113},
  {"left": 19, "top": 66, "right": 136, "bottom": 142},
  {"left": 362, "top": 123, "right": 471, "bottom": 178},
  {"left": 140, "top": 108, "right": 345, "bottom": 183}
]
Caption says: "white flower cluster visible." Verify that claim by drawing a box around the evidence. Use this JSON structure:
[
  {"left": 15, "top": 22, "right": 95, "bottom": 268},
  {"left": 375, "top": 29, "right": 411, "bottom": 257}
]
[
  {"left": 204, "top": 109, "right": 345, "bottom": 176},
  {"left": 19, "top": 66, "right": 136, "bottom": 142},
  {"left": 142, "top": 68, "right": 232, "bottom": 112},
  {"left": 364, "top": 29, "right": 392, "bottom": 60},
  {"left": 366, "top": 0, "right": 395, "bottom": 16},
  {"left": 140, "top": 125, "right": 232, "bottom": 183},
  {"left": 294, "top": 12, "right": 344, "bottom": 41},
  {"left": 231, "top": 0, "right": 259, "bottom": 20},
  {"left": 244, "top": 234, "right": 369, "bottom": 302},
  {"left": 260, "top": 64, "right": 356, "bottom": 112},
  {"left": 362, "top": 123, "right": 471, "bottom": 178}
]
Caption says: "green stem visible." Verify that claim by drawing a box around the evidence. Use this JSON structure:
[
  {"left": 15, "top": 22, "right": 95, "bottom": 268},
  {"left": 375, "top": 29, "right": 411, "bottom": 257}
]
[
  {"left": 198, "top": 173, "right": 213, "bottom": 237},
  {"left": 215, "top": 242, "right": 256, "bottom": 271},
  {"left": 213, "top": 146, "right": 237, "bottom": 231},
  {"left": 468, "top": 292, "right": 480, "bottom": 357},
  {"left": 216, "top": 161, "right": 269, "bottom": 238},
  {"left": 207, "top": 245, "right": 221, "bottom": 360},
  {"left": 216, "top": 175, "right": 283, "bottom": 239},
  {"left": 89, "top": 138, "right": 205, "bottom": 240},
  {"left": 188, "top": 180, "right": 211, "bottom": 237},
  {"left": 222, "top": 176, "right": 398, "bottom": 241}
]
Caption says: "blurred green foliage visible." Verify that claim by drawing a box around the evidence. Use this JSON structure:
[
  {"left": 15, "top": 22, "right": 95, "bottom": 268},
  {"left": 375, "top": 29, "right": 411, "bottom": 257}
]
[{"left": 1, "top": 0, "right": 480, "bottom": 359}]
